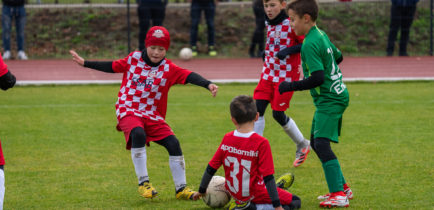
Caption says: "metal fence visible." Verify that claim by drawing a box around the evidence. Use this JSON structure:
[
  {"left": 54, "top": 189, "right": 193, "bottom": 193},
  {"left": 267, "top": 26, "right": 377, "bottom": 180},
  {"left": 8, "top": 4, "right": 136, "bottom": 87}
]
[{"left": 1, "top": 0, "right": 432, "bottom": 59}]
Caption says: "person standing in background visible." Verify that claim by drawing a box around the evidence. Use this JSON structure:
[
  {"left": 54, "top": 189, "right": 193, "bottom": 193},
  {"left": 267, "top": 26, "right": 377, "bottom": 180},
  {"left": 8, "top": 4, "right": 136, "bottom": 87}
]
[
  {"left": 137, "top": 0, "right": 168, "bottom": 51},
  {"left": 2, "top": 0, "right": 28, "bottom": 60},
  {"left": 189, "top": 0, "right": 217, "bottom": 57},
  {"left": 249, "top": 0, "right": 266, "bottom": 58},
  {"left": 386, "top": 0, "right": 419, "bottom": 56}
]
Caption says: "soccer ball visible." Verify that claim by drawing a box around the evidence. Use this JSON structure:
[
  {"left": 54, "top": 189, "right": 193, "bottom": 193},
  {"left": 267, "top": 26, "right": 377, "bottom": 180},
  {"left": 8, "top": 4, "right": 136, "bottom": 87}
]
[
  {"left": 179, "top": 47, "right": 193, "bottom": 60},
  {"left": 202, "top": 176, "right": 231, "bottom": 208}
]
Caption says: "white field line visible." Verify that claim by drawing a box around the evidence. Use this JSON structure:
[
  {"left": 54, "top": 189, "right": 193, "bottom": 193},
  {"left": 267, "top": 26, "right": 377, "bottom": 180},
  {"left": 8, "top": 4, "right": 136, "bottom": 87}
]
[
  {"left": 1, "top": 99, "right": 432, "bottom": 109},
  {"left": 15, "top": 77, "right": 434, "bottom": 86}
]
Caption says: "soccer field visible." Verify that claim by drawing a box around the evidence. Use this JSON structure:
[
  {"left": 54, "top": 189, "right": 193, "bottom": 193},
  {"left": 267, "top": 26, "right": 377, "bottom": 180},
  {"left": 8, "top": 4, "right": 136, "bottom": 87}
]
[{"left": 0, "top": 82, "right": 432, "bottom": 209}]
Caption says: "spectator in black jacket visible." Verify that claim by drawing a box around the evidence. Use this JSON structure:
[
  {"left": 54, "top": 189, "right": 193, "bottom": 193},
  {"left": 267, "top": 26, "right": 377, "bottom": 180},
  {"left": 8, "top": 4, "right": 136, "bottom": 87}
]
[
  {"left": 386, "top": 0, "right": 420, "bottom": 56},
  {"left": 2, "top": 0, "right": 28, "bottom": 60},
  {"left": 249, "top": 0, "right": 265, "bottom": 58}
]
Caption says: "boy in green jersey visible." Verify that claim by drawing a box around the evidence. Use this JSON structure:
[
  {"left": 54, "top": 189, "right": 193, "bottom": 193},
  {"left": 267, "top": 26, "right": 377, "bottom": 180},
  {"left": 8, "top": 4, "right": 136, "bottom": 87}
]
[{"left": 279, "top": 0, "right": 353, "bottom": 208}]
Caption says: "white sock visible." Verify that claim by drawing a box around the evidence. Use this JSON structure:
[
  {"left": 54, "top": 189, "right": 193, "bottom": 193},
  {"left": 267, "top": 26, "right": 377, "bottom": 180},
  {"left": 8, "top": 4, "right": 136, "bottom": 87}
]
[
  {"left": 254, "top": 116, "right": 265, "bottom": 136},
  {"left": 169, "top": 156, "right": 187, "bottom": 192},
  {"left": 131, "top": 147, "right": 149, "bottom": 185},
  {"left": 0, "top": 169, "right": 4, "bottom": 210},
  {"left": 283, "top": 118, "right": 305, "bottom": 145}
]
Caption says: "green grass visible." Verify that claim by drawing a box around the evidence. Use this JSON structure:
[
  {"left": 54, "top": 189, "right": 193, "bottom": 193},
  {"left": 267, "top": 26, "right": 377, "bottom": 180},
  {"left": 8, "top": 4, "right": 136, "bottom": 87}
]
[{"left": 0, "top": 82, "right": 433, "bottom": 209}]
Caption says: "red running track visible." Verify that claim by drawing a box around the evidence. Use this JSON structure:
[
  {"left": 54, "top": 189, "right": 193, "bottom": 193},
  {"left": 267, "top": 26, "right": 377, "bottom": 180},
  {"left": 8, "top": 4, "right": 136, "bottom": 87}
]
[{"left": 7, "top": 56, "right": 434, "bottom": 84}]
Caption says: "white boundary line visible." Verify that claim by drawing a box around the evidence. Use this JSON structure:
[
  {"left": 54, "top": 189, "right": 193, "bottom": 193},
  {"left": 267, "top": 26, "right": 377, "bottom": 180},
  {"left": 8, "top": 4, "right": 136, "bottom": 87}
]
[{"left": 15, "top": 77, "right": 434, "bottom": 86}]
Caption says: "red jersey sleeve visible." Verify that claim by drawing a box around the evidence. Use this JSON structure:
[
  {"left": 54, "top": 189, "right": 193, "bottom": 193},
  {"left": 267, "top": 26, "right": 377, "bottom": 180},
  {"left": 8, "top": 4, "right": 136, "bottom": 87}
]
[
  {"left": 257, "top": 139, "right": 275, "bottom": 177},
  {"left": 208, "top": 141, "right": 225, "bottom": 170},
  {"left": 112, "top": 53, "right": 133, "bottom": 73},
  {"left": 0, "top": 56, "right": 8, "bottom": 77},
  {"left": 166, "top": 60, "right": 192, "bottom": 86}
]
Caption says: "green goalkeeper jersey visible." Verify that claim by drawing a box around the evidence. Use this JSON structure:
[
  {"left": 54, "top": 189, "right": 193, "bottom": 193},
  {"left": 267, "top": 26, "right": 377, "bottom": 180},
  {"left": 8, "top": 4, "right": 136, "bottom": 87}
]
[{"left": 301, "top": 25, "right": 349, "bottom": 111}]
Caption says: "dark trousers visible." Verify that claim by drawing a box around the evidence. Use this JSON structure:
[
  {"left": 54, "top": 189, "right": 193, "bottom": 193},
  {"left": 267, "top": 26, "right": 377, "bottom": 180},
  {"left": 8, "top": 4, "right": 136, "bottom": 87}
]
[
  {"left": 138, "top": 1, "right": 166, "bottom": 51},
  {"left": 190, "top": 0, "right": 215, "bottom": 47},
  {"left": 386, "top": 5, "right": 417, "bottom": 56},
  {"left": 250, "top": 5, "right": 265, "bottom": 56}
]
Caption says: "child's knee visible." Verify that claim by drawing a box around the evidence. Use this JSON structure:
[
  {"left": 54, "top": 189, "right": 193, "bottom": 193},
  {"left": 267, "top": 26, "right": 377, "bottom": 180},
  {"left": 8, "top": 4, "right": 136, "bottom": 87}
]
[{"left": 130, "top": 127, "right": 146, "bottom": 148}]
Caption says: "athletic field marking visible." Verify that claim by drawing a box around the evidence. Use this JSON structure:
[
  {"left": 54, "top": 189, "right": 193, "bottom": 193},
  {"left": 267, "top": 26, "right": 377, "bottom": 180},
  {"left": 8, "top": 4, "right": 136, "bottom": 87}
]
[
  {"left": 1, "top": 99, "right": 431, "bottom": 109},
  {"left": 15, "top": 77, "right": 434, "bottom": 86}
]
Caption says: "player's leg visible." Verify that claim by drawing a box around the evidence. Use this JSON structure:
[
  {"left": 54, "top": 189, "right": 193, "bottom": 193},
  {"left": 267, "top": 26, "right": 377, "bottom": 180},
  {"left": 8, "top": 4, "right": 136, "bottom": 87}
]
[
  {"left": 130, "top": 127, "right": 158, "bottom": 198},
  {"left": 118, "top": 116, "right": 157, "bottom": 198},
  {"left": 312, "top": 112, "right": 349, "bottom": 207},
  {"left": 137, "top": 2, "right": 151, "bottom": 51},
  {"left": 154, "top": 135, "right": 196, "bottom": 200},
  {"left": 398, "top": 5, "right": 416, "bottom": 56},
  {"left": 1, "top": 6, "right": 12, "bottom": 59},
  {"left": 386, "top": 4, "right": 401, "bottom": 56},
  {"left": 271, "top": 87, "right": 310, "bottom": 167},
  {"left": 253, "top": 79, "right": 273, "bottom": 136},
  {"left": 254, "top": 99, "right": 269, "bottom": 135}
]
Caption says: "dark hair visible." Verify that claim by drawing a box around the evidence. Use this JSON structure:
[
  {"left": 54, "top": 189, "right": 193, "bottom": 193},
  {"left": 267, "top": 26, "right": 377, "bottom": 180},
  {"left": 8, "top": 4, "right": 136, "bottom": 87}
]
[
  {"left": 263, "top": 0, "right": 285, "bottom": 4},
  {"left": 286, "top": 0, "right": 319, "bottom": 21},
  {"left": 230, "top": 95, "right": 257, "bottom": 125}
]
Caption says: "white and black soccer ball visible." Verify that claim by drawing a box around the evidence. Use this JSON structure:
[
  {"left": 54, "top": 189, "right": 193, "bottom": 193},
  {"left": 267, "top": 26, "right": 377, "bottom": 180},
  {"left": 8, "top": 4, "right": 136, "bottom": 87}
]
[
  {"left": 179, "top": 47, "right": 193, "bottom": 60},
  {"left": 202, "top": 176, "right": 231, "bottom": 208}
]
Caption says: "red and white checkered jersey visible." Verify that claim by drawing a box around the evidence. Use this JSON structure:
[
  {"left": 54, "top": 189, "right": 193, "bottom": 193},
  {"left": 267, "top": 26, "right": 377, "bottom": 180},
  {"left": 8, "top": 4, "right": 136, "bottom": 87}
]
[
  {"left": 262, "top": 18, "right": 304, "bottom": 83},
  {"left": 0, "top": 56, "right": 8, "bottom": 77},
  {"left": 208, "top": 130, "right": 275, "bottom": 203},
  {"left": 112, "top": 51, "right": 191, "bottom": 122}
]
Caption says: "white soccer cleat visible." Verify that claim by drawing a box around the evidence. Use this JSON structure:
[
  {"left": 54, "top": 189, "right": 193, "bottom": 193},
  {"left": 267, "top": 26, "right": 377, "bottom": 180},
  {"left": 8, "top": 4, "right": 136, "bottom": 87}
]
[
  {"left": 2, "top": 51, "right": 11, "bottom": 60},
  {"left": 319, "top": 192, "right": 349, "bottom": 208},
  {"left": 17, "top": 51, "right": 28, "bottom": 60},
  {"left": 318, "top": 187, "right": 353, "bottom": 200}
]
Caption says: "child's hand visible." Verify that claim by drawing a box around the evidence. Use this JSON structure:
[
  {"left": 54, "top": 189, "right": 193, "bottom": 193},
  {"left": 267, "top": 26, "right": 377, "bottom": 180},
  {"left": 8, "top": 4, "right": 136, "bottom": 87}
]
[
  {"left": 69, "top": 50, "right": 85, "bottom": 66},
  {"left": 191, "top": 192, "right": 204, "bottom": 201},
  {"left": 275, "top": 206, "right": 284, "bottom": 210},
  {"left": 208, "top": 83, "right": 218, "bottom": 97}
]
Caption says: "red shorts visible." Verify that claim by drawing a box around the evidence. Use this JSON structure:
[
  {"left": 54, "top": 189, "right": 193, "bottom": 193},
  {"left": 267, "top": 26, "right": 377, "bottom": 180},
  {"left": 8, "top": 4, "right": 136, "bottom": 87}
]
[
  {"left": 252, "top": 187, "right": 293, "bottom": 205},
  {"left": 116, "top": 115, "right": 174, "bottom": 150},
  {"left": 253, "top": 79, "right": 294, "bottom": 111}
]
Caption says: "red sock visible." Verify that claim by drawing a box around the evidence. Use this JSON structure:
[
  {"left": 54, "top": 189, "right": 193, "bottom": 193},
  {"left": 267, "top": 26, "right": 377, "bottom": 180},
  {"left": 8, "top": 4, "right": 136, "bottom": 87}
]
[{"left": 343, "top": 183, "right": 350, "bottom": 190}]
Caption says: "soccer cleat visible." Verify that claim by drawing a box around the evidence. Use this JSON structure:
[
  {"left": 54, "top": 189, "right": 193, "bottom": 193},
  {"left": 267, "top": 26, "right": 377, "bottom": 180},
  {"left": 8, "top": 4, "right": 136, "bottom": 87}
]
[
  {"left": 319, "top": 191, "right": 349, "bottom": 208},
  {"left": 138, "top": 182, "right": 158, "bottom": 199},
  {"left": 276, "top": 172, "right": 295, "bottom": 190},
  {"left": 175, "top": 186, "right": 196, "bottom": 200},
  {"left": 2, "top": 51, "right": 11, "bottom": 60},
  {"left": 293, "top": 140, "right": 310, "bottom": 167},
  {"left": 191, "top": 46, "right": 198, "bottom": 57},
  {"left": 208, "top": 46, "right": 217, "bottom": 56},
  {"left": 17, "top": 51, "right": 28, "bottom": 60},
  {"left": 318, "top": 187, "right": 353, "bottom": 200},
  {"left": 344, "top": 187, "right": 353, "bottom": 200},
  {"left": 226, "top": 201, "right": 255, "bottom": 210}
]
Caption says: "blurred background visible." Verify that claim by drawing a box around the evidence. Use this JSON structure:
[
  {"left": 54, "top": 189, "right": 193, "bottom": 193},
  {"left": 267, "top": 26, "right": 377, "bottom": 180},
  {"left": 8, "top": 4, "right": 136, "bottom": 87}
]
[{"left": 2, "top": 0, "right": 432, "bottom": 59}]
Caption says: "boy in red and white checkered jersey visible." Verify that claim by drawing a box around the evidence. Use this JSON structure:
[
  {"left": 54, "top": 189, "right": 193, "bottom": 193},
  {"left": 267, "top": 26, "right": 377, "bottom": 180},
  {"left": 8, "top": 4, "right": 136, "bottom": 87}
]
[
  {"left": 192, "top": 95, "right": 301, "bottom": 210},
  {"left": 70, "top": 26, "right": 218, "bottom": 201},
  {"left": 253, "top": 0, "right": 310, "bottom": 167}
]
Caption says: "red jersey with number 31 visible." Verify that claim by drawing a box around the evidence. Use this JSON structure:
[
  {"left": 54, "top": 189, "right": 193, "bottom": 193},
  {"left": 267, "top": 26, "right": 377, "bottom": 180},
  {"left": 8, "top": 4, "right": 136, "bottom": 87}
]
[{"left": 208, "top": 130, "right": 275, "bottom": 203}]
